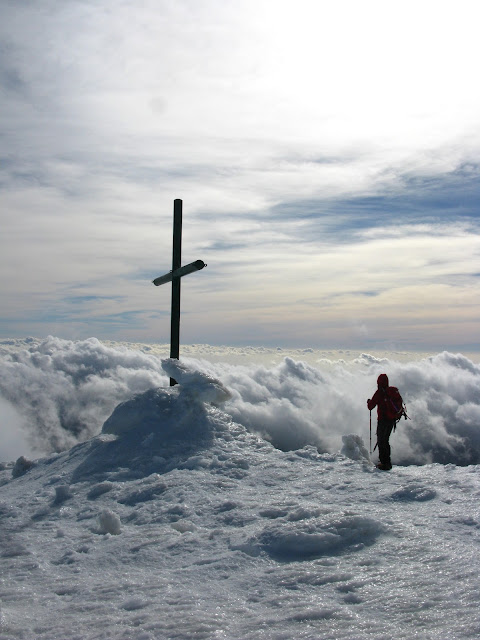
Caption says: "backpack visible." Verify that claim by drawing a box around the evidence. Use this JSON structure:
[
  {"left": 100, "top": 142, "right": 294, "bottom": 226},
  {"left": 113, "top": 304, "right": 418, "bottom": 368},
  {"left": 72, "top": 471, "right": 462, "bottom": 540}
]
[{"left": 384, "top": 386, "right": 405, "bottom": 422}]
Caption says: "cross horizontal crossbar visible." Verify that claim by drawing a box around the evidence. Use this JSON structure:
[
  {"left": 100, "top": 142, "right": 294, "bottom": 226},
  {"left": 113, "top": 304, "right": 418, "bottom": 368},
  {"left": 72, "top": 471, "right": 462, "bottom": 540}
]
[{"left": 152, "top": 259, "right": 206, "bottom": 287}]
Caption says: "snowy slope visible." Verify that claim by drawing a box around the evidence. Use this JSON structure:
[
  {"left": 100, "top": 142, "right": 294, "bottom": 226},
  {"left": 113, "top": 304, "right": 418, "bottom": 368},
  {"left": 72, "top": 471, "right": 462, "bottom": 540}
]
[{"left": 1, "top": 354, "right": 480, "bottom": 639}]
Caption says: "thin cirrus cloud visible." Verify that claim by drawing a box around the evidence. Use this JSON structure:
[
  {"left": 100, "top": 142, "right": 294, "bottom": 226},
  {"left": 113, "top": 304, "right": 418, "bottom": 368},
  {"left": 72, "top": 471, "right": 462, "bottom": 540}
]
[{"left": 1, "top": 0, "right": 480, "bottom": 350}]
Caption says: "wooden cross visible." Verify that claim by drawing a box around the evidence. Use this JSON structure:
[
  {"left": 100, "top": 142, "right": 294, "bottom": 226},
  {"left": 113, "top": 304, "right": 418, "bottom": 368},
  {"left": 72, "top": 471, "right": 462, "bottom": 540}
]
[{"left": 152, "top": 199, "right": 206, "bottom": 385}]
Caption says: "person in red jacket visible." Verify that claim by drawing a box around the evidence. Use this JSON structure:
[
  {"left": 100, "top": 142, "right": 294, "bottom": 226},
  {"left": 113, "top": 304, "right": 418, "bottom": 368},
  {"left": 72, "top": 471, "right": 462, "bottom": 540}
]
[{"left": 367, "top": 373, "right": 402, "bottom": 470}]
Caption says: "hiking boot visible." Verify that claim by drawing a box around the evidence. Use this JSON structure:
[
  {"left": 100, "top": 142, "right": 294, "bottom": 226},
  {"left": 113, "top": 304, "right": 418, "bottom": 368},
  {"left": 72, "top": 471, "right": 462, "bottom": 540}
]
[{"left": 376, "top": 463, "right": 392, "bottom": 471}]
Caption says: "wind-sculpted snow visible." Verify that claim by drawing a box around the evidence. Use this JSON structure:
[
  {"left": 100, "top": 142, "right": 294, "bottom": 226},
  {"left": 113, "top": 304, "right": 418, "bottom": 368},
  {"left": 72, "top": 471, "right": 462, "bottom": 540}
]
[
  {"left": 102, "top": 357, "right": 231, "bottom": 440},
  {"left": 161, "top": 357, "right": 232, "bottom": 407},
  {"left": 390, "top": 483, "right": 438, "bottom": 502},
  {"left": 340, "top": 434, "right": 371, "bottom": 464},
  {"left": 1, "top": 337, "right": 480, "bottom": 466},
  {"left": 77, "top": 359, "right": 234, "bottom": 482},
  {"left": 239, "top": 515, "right": 385, "bottom": 561}
]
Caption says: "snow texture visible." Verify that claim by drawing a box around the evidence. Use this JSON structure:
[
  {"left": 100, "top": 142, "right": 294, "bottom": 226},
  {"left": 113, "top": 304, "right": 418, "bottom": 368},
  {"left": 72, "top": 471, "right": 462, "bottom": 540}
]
[{"left": 1, "top": 338, "right": 480, "bottom": 638}]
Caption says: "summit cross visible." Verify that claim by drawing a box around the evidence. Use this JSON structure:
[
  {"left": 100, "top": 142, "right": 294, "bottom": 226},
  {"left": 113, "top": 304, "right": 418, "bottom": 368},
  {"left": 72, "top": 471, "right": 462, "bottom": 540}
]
[{"left": 152, "top": 199, "right": 206, "bottom": 385}]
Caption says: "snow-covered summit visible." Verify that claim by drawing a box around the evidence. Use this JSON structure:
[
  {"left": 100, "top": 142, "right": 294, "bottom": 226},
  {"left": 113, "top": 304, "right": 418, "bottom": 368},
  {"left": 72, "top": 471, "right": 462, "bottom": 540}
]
[{"left": 1, "top": 353, "right": 480, "bottom": 639}]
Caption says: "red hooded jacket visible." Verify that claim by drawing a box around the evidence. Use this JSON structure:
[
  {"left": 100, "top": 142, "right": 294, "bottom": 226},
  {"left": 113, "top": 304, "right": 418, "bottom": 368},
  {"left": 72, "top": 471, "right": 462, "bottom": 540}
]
[{"left": 367, "top": 373, "right": 403, "bottom": 421}]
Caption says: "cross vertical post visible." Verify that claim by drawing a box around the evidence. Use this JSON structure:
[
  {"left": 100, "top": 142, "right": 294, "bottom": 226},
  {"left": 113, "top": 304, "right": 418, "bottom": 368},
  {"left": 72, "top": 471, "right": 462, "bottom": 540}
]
[
  {"left": 170, "top": 199, "right": 182, "bottom": 385},
  {"left": 152, "top": 199, "right": 206, "bottom": 387}
]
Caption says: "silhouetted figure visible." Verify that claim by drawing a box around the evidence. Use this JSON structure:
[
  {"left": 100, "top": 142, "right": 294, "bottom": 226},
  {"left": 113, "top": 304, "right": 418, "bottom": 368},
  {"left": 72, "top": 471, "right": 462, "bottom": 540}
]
[{"left": 367, "top": 373, "right": 404, "bottom": 470}]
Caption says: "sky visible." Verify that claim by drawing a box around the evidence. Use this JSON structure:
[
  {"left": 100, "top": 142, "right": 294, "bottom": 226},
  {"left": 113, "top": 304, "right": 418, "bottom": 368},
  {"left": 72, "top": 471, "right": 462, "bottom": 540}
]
[{"left": 2, "top": 0, "right": 480, "bottom": 351}]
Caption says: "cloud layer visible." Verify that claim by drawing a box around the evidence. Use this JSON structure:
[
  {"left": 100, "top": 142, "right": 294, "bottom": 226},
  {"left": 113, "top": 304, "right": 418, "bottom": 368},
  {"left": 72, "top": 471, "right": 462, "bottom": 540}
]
[{"left": 1, "top": 337, "right": 480, "bottom": 466}]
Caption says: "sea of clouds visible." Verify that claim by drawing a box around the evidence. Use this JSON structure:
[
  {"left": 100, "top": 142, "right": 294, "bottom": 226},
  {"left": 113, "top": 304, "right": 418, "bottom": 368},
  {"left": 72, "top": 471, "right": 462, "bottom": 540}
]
[{"left": 1, "top": 336, "right": 480, "bottom": 466}]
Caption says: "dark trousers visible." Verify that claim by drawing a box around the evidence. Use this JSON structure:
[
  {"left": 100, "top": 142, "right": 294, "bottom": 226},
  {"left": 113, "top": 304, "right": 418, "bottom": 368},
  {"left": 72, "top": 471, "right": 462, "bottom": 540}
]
[{"left": 377, "top": 418, "right": 395, "bottom": 466}]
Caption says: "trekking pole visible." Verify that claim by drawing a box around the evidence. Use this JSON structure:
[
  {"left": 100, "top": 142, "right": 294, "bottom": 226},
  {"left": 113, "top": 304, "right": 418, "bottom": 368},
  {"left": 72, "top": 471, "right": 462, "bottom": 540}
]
[{"left": 369, "top": 410, "right": 372, "bottom": 455}]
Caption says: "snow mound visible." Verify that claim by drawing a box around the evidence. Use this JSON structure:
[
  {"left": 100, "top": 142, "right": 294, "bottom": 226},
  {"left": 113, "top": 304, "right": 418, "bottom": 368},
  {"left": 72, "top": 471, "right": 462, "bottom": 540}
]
[
  {"left": 243, "top": 514, "right": 385, "bottom": 561},
  {"left": 162, "top": 358, "right": 232, "bottom": 405},
  {"left": 102, "top": 387, "right": 184, "bottom": 437},
  {"left": 66, "top": 364, "right": 235, "bottom": 482},
  {"left": 390, "top": 483, "right": 437, "bottom": 502},
  {"left": 12, "top": 455, "right": 35, "bottom": 478},
  {"left": 102, "top": 359, "right": 231, "bottom": 437},
  {"left": 97, "top": 509, "right": 121, "bottom": 535},
  {"left": 341, "top": 435, "right": 371, "bottom": 464}
]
